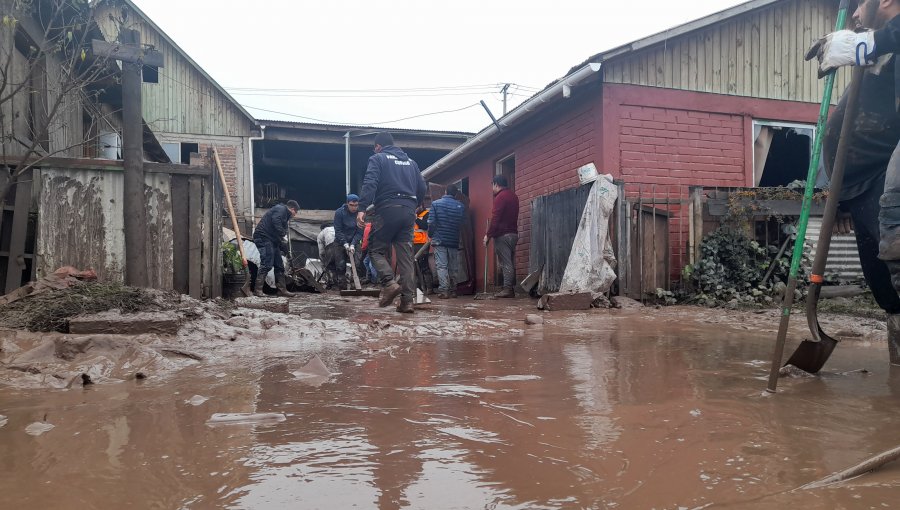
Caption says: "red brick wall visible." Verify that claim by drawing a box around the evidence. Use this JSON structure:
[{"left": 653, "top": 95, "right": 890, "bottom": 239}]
[
  {"left": 187, "top": 143, "right": 239, "bottom": 209},
  {"left": 434, "top": 83, "right": 825, "bottom": 292},
  {"left": 618, "top": 106, "right": 745, "bottom": 188}
]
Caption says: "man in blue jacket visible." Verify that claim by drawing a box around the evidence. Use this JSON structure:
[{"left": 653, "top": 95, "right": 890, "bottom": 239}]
[
  {"left": 356, "top": 132, "right": 427, "bottom": 313},
  {"left": 252, "top": 200, "right": 299, "bottom": 297},
  {"left": 429, "top": 184, "right": 465, "bottom": 299},
  {"left": 333, "top": 194, "right": 362, "bottom": 289}
]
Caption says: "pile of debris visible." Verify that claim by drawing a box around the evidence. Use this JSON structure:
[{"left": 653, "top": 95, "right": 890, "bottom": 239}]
[{"left": 0, "top": 267, "right": 228, "bottom": 333}]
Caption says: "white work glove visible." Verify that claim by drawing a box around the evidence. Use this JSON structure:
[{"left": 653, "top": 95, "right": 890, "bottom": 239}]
[
  {"left": 349, "top": 244, "right": 355, "bottom": 253},
  {"left": 806, "top": 30, "right": 876, "bottom": 78},
  {"left": 343, "top": 243, "right": 350, "bottom": 251}
]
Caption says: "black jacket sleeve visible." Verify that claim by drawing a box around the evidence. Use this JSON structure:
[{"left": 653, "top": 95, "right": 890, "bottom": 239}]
[
  {"left": 274, "top": 206, "right": 289, "bottom": 238},
  {"left": 359, "top": 155, "right": 381, "bottom": 210},
  {"left": 333, "top": 209, "right": 347, "bottom": 245},
  {"left": 873, "top": 14, "right": 900, "bottom": 58}
]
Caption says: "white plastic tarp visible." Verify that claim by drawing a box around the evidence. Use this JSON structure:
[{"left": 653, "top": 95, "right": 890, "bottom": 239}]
[
  {"left": 227, "top": 237, "right": 282, "bottom": 288},
  {"left": 558, "top": 175, "right": 618, "bottom": 294}
]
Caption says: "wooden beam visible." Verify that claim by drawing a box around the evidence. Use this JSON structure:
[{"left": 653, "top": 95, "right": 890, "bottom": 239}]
[
  {"left": 145, "top": 163, "right": 211, "bottom": 176},
  {"left": 5, "top": 170, "right": 33, "bottom": 293},
  {"left": 188, "top": 176, "right": 203, "bottom": 299},
  {"left": 91, "top": 39, "right": 164, "bottom": 68},
  {"left": 171, "top": 175, "right": 189, "bottom": 294},
  {"left": 120, "top": 29, "right": 148, "bottom": 288}
]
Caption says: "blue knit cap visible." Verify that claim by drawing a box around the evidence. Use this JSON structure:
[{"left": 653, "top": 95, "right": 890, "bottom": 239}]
[{"left": 346, "top": 194, "right": 360, "bottom": 202}]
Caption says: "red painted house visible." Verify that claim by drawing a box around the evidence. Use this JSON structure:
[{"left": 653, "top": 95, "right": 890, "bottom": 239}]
[{"left": 423, "top": 0, "right": 852, "bottom": 294}]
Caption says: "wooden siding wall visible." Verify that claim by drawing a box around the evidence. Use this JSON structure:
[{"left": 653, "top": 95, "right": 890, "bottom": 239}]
[
  {"left": 602, "top": 0, "right": 852, "bottom": 105},
  {"left": 95, "top": 5, "right": 254, "bottom": 137}
]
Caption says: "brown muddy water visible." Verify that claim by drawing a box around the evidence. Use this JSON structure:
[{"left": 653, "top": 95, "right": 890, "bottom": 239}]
[{"left": 1, "top": 300, "right": 899, "bottom": 509}]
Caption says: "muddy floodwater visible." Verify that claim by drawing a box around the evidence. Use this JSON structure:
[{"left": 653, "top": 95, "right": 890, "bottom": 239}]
[{"left": 1, "top": 299, "right": 899, "bottom": 509}]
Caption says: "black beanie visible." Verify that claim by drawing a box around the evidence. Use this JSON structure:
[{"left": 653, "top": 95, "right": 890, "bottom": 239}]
[{"left": 374, "top": 132, "right": 394, "bottom": 147}]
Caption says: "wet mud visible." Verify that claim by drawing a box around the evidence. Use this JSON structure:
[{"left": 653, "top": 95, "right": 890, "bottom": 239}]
[{"left": 1, "top": 295, "right": 899, "bottom": 509}]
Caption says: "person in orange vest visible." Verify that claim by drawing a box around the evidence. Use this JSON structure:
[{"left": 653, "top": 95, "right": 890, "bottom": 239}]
[{"left": 414, "top": 198, "right": 436, "bottom": 293}]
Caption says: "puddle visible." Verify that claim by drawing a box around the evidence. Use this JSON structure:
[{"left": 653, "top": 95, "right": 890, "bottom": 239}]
[{"left": 0, "top": 298, "right": 898, "bottom": 508}]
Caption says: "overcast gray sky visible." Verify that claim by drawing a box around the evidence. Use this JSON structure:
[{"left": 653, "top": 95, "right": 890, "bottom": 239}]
[{"left": 134, "top": 0, "right": 751, "bottom": 133}]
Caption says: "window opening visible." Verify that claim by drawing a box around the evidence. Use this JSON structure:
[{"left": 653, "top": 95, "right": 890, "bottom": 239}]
[
  {"left": 180, "top": 142, "right": 199, "bottom": 164},
  {"left": 752, "top": 121, "right": 815, "bottom": 187}
]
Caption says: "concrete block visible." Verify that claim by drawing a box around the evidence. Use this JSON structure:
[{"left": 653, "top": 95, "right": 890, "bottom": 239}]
[
  {"left": 68, "top": 311, "right": 181, "bottom": 335},
  {"left": 537, "top": 292, "right": 592, "bottom": 311},
  {"left": 611, "top": 296, "right": 644, "bottom": 309},
  {"left": 234, "top": 296, "right": 289, "bottom": 314}
]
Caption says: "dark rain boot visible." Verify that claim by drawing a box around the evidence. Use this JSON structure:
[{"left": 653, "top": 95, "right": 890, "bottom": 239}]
[
  {"left": 494, "top": 287, "right": 515, "bottom": 298},
  {"left": 275, "top": 275, "right": 296, "bottom": 298},
  {"left": 253, "top": 276, "right": 266, "bottom": 297},
  {"left": 889, "top": 314, "right": 900, "bottom": 367},
  {"left": 396, "top": 299, "right": 415, "bottom": 314},
  {"left": 379, "top": 282, "right": 402, "bottom": 308}
]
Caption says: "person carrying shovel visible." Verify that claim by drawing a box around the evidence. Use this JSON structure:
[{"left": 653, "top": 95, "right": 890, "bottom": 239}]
[
  {"left": 334, "top": 194, "right": 363, "bottom": 290},
  {"left": 356, "top": 132, "right": 427, "bottom": 313},
  {"left": 808, "top": 0, "right": 900, "bottom": 365}
]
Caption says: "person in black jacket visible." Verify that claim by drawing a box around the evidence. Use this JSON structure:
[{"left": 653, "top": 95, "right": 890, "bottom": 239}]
[
  {"left": 356, "top": 132, "right": 427, "bottom": 313},
  {"left": 332, "top": 194, "right": 362, "bottom": 289},
  {"left": 252, "top": 200, "right": 299, "bottom": 297},
  {"left": 808, "top": 0, "right": 900, "bottom": 365}
]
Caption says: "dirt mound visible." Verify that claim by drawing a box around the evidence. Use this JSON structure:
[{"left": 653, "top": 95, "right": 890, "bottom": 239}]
[{"left": 0, "top": 281, "right": 228, "bottom": 332}]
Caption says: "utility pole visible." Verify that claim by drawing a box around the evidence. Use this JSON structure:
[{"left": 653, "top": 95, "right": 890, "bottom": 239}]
[
  {"left": 92, "top": 30, "right": 163, "bottom": 288},
  {"left": 500, "top": 83, "right": 511, "bottom": 115}
]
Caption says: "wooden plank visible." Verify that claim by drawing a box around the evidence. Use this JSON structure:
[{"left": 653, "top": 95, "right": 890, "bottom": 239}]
[
  {"left": 188, "top": 176, "right": 202, "bottom": 298},
  {"left": 91, "top": 39, "right": 165, "bottom": 67},
  {"left": 616, "top": 182, "right": 629, "bottom": 296},
  {"left": 171, "top": 175, "right": 190, "bottom": 293},
  {"left": 209, "top": 167, "right": 223, "bottom": 299},
  {"left": 5, "top": 170, "right": 32, "bottom": 292},
  {"left": 145, "top": 163, "right": 212, "bottom": 176}
]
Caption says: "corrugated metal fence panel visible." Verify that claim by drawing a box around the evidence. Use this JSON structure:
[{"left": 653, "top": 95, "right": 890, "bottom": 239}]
[
  {"left": 529, "top": 184, "right": 592, "bottom": 294},
  {"left": 805, "top": 216, "right": 864, "bottom": 282},
  {"left": 602, "top": 0, "right": 851, "bottom": 105}
]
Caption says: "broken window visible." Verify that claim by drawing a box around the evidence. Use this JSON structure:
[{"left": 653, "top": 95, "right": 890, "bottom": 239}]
[
  {"left": 752, "top": 121, "right": 814, "bottom": 187},
  {"left": 495, "top": 154, "right": 516, "bottom": 190}
]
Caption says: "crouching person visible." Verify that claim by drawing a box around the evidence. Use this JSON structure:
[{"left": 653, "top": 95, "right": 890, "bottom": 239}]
[{"left": 253, "top": 200, "right": 299, "bottom": 297}]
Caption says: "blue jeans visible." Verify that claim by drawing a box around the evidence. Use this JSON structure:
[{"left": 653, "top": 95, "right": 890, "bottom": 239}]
[
  {"left": 363, "top": 254, "right": 377, "bottom": 282},
  {"left": 433, "top": 245, "right": 458, "bottom": 293}
]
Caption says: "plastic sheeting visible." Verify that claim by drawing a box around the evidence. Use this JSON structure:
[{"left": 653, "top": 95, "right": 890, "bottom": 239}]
[
  {"left": 227, "top": 237, "right": 282, "bottom": 289},
  {"left": 558, "top": 175, "right": 618, "bottom": 294}
]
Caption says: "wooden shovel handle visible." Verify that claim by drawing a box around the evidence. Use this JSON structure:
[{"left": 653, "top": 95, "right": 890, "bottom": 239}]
[{"left": 213, "top": 147, "right": 248, "bottom": 267}]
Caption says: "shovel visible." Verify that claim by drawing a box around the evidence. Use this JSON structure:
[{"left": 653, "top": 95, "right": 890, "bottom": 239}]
[
  {"left": 340, "top": 246, "right": 380, "bottom": 298},
  {"left": 766, "top": 0, "right": 852, "bottom": 392},
  {"left": 786, "top": 65, "right": 865, "bottom": 374},
  {"left": 213, "top": 147, "right": 252, "bottom": 297},
  {"left": 475, "top": 219, "right": 494, "bottom": 300}
]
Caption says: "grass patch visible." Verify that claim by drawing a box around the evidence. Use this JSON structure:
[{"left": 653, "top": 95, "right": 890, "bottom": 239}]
[{"left": 0, "top": 282, "right": 159, "bottom": 332}]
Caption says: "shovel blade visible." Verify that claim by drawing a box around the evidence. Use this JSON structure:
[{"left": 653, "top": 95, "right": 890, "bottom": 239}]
[
  {"left": 340, "top": 289, "right": 381, "bottom": 297},
  {"left": 785, "top": 335, "right": 839, "bottom": 374}
]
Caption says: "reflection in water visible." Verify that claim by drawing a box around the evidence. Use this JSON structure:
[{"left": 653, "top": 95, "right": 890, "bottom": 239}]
[{"left": 1, "top": 311, "right": 899, "bottom": 509}]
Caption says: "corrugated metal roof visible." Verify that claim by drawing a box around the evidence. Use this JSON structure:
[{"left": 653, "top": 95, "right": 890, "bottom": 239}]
[
  {"left": 255, "top": 119, "right": 474, "bottom": 138},
  {"left": 806, "top": 216, "right": 864, "bottom": 282}
]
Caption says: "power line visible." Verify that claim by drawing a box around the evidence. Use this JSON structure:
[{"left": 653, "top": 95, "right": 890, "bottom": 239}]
[
  {"left": 242, "top": 102, "right": 481, "bottom": 126},
  {"left": 228, "top": 90, "right": 509, "bottom": 99},
  {"left": 224, "top": 83, "right": 534, "bottom": 93},
  {"left": 156, "top": 68, "right": 494, "bottom": 126}
]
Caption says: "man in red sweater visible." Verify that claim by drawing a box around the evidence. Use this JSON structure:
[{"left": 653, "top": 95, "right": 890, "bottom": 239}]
[{"left": 483, "top": 175, "right": 520, "bottom": 298}]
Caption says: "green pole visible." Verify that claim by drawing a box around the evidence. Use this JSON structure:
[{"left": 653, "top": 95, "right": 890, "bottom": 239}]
[{"left": 766, "top": 0, "right": 850, "bottom": 392}]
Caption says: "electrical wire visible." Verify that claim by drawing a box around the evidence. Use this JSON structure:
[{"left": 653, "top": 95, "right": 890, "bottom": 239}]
[{"left": 156, "top": 68, "right": 500, "bottom": 126}]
